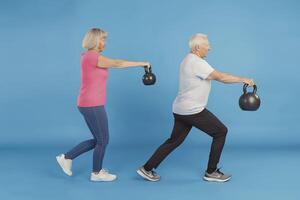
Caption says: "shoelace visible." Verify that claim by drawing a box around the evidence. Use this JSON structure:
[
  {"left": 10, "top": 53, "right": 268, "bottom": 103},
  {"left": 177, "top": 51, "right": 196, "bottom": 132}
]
[
  {"left": 216, "top": 168, "right": 224, "bottom": 175},
  {"left": 145, "top": 169, "right": 155, "bottom": 176},
  {"left": 101, "top": 168, "right": 109, "bottom": 174},
  {"left": 151, "top": 170, "right": 158, "bottom": 177}
]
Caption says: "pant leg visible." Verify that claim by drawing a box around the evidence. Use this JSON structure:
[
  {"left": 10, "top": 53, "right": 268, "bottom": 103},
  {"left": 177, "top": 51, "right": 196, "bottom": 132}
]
[
  {"left": 79, "top": 106, "right": 109, "bottom": 172},
  {"left": 65, "top": 139, "right": 96, "bottom": 160},
  {"left": 144, "top": 114, "right": 192, "bottom": 171},
  {"left": 91, "top": 107, "right": 109, "bottom": 172},
  {"left": 186, "top": 109, "right": 228, "bottom": 173},
  {"left": 66, "top": 106, "right": 109, "bottom": 172},
  {"left": 64, "top": 107, "right": 100, "bottom": 160}
]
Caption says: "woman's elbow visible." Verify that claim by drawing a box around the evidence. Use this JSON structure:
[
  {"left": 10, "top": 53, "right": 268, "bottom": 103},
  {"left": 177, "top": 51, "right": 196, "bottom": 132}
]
[{"left": 114, "top": 60, "right": 125, "bottom": 67}]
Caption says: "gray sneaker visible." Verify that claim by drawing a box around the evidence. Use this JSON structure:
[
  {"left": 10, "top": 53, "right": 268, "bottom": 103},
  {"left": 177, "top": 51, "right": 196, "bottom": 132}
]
[
  {"left": 137, "top": 167, "right": 160, "bottom": 182},
  {"left": 203, "top": 169, "right": 231, "bottom": 182}
]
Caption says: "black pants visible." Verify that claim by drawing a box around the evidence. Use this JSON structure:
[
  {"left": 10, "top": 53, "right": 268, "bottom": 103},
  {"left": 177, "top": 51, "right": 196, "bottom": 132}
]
[{"left": 144, "top": 109, "right": 228, "bottom": 173}]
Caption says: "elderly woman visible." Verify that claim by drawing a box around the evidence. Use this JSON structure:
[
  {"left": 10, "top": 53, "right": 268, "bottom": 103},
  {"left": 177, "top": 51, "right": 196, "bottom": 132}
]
[
  {"left": 137, "top": 33, "right": 254, "bottom": 182},
  {"left": 56, "top": 28, "right": 150, "bottom": 182}
]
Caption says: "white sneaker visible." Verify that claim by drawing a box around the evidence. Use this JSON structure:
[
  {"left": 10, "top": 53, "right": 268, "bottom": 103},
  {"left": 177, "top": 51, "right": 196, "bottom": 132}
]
[
  {"left": 56, "top": 154, "right": 72, "bottom": 176},
  {"left": 90, "top": 169, "right": 117, "bottom": 182}
]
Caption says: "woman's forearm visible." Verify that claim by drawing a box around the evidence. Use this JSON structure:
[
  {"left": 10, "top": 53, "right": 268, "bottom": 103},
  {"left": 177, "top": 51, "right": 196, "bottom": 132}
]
[
  {"left": 97, "top": 55, "right": 149, "bottom": 68},
  {"left": 114, "top": 60, "right": 147, "bottom": 68}
]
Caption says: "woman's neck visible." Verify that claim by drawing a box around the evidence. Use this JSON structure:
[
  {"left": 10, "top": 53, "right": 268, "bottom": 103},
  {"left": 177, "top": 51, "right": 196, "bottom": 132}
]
[{"left": 88, "top": 49, "right": 100, "bottom": 53}]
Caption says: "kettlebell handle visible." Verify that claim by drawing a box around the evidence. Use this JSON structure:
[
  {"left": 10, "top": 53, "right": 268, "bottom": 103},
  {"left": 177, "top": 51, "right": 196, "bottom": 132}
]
[
  {"left": 144, "top": 65, "right": 152, "bottom": 73},
  {"left": 243, "top": 84, "right": 257, "bottom": 94}
]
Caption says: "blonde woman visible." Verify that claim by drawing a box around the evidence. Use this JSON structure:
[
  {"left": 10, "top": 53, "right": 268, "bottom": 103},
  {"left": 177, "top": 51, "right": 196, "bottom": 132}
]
[{"left": 56, "top": 28, "right": 150, "bottom": 182}]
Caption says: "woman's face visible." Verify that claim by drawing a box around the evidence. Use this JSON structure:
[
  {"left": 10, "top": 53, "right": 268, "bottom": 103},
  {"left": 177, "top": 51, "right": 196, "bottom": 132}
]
[{"left": 98, "top": 37, "right": 106, "bottom": 52}]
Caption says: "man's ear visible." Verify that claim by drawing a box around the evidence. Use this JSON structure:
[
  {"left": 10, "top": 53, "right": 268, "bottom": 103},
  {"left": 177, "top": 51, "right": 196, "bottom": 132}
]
[{"left": 195, "top": 45, "right": 201, "bottom": 51}]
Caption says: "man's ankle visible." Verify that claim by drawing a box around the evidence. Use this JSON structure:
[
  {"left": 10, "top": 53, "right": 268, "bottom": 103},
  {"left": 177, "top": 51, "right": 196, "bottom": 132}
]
[
  {"left": 143, "top": 165, "right": 152, "bottom": 172},
  {"left": 206, "top": 167, "right": 216, "bottom": 174}
]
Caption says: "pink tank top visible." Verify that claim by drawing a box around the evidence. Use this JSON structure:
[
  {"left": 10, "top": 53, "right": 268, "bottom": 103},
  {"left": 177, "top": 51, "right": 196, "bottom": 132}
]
[{"left": 77, "top": 51, "right": 108, "bottom": 107}]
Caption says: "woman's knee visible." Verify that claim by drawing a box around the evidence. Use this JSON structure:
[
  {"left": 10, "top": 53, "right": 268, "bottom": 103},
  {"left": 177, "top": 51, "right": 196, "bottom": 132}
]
[
  {"left": 95, "top": 138, "right": 108, "bottom": 147},
  {"left": 88, "top": 139, "right": 97, "bottom": 146}
]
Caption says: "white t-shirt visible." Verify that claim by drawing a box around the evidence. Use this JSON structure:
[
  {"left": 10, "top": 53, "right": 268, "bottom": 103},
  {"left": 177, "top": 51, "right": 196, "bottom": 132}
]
[{"left": 172, "top": 53, "right": 214, "bottom": 115}]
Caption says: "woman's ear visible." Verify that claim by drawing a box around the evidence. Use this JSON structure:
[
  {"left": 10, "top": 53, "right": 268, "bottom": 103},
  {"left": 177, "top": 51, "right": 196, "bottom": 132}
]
[{"left": 98, "top": 40, "right": 105, "bottom": 51}]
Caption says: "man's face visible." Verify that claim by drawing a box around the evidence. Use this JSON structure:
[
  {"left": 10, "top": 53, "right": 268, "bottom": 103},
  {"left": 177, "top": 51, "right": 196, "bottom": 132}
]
[{"left": 199, "top": 39, "right": 210, "bottom": 58}]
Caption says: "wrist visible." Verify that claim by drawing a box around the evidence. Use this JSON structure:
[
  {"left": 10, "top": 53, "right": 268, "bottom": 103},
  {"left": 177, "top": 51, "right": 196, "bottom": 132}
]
[{"left": 240, "top": 77, "right": 245, "bottom": 83}]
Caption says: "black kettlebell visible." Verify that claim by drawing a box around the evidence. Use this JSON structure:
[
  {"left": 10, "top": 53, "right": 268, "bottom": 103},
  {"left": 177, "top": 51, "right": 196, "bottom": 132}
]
[
  {"left": 239, "top": 84, "right": 261, "bottom": 111},
  {"left": 142, "top": 65, "right": 156, "bottom": 85}
]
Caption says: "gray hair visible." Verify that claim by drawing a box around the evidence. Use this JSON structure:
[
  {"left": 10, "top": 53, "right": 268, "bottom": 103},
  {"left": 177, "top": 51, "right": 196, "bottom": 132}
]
[
  {"left": 188, "top": 33, "right": 208, "bottom": 50},
  {"left": 82, "top": 28, "right": 108, "bottom": 50}
]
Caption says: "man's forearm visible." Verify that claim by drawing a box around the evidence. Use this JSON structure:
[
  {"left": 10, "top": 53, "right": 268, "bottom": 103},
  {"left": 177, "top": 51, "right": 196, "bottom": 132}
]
[{"left": 218, "top": 72, "right": 244, "bottom": 84}]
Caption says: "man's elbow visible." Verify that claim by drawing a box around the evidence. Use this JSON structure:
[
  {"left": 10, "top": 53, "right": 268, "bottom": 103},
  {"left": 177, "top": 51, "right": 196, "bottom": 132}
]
[{"left": 207, "top": 71, "right": 223, "bottom": 81}]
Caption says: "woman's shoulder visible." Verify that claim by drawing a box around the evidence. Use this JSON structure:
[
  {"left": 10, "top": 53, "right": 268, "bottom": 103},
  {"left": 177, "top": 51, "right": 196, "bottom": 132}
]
[{"left": 81, "top": 51, "right": 100, "bottom": 59}]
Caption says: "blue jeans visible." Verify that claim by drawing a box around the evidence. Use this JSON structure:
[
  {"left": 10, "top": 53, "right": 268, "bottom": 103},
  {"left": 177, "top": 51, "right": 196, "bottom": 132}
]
[{"left": 65, "top": 106, "right": 109, "bottom": 172}]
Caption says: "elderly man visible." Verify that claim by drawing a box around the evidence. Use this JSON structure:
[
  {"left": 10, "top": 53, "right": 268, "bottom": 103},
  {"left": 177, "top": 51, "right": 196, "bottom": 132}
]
[{"left": 137, "top": 33, "right": 254, "bottom": 182}]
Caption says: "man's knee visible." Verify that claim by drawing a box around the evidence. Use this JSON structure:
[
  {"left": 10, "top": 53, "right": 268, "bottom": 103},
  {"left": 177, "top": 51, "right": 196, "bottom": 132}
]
[
  {"left": 212, "top": 125, "right": 228, "bottom": 139},
  {"left": 165, "top": 137, "right": 185, "bottom": 147},
  {"left": 219, "top": 125, "right": 228, "bottom": 137}
]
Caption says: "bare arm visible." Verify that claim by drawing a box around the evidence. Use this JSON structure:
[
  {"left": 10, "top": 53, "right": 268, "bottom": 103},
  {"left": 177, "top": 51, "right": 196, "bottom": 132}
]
[
  {"left": 97, "top": 55, "right": 149, "bottom": 69},
  {"left": 207, "top": 70, "right": 254, "bottom": 86}
]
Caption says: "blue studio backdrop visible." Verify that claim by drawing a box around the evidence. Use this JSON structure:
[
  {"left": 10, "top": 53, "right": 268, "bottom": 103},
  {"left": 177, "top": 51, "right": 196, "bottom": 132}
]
[{"left": 0, "top": 0, "right": 299, "bottom": 200}]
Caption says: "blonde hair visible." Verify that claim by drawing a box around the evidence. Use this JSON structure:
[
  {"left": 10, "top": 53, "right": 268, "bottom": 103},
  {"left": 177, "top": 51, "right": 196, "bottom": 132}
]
[
  {"left": 82, "top": 28, "right": 108, "bottom": 50},
  {"left": 189, "top": 33, "right": 208, "bottom": 50}
]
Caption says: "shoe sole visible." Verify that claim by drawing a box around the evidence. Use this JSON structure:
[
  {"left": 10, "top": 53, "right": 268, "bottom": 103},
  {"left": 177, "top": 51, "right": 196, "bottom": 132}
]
[
  {"left": 203, "top": 176, "right": 231, "bottom": 182},
  {"left": 90, "top": 177, "right": 117, "bottom": 182},
  {"left": 136, "top": 169, "right": 159, "bottom": 182},
  {"left": 56, "top": 156, "right": 72, "bottom": 176}
]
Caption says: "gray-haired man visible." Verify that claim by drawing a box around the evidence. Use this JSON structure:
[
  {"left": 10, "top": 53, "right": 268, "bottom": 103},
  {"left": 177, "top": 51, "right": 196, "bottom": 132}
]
[{"left": 137, "top": 33, "right": 254, "bottom": 182}]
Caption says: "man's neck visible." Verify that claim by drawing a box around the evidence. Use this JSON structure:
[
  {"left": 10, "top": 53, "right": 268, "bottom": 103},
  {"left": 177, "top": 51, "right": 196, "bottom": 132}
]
[{"left": 190, "top": 50, "right": 203, "bottom": 58}]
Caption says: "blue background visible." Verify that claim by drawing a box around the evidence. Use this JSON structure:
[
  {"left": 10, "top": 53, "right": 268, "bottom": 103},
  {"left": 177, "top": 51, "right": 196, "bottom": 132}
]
[{"left": 0, "top": 0, "right": 299, "bottom": 199}]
